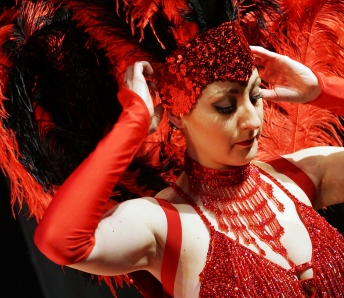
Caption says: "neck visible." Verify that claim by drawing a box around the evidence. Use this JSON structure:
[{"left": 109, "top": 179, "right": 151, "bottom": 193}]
[{"left": 183, "top": 153, "right": 252, "bottom": 189}]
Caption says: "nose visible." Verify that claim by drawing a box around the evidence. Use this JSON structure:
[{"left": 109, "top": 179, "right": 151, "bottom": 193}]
[{"left": 237, "top": 101, "right": 262, "bottom": 130}]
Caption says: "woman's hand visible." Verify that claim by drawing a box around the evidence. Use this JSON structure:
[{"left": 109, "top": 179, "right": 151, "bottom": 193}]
[
  {"left": 250, "top": 46, "right": 321, "bottom": 104},
  {"left": 123, "top": 61, "right": 163, "bottom": 133}
]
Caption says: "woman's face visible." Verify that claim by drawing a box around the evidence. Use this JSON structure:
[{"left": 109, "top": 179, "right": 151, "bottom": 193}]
[{"left": 177, "top": 69, "right": 263, "bottom": 169}]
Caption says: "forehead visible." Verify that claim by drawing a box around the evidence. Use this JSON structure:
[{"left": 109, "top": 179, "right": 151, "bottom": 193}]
[{"left": 200, "top": 69, "right": 260, "bottom": 99}]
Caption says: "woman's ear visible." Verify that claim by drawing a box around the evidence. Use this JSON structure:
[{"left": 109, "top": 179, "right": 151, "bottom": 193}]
[{"left": 167, "top": 111, "right": 184, "bottom": 129}]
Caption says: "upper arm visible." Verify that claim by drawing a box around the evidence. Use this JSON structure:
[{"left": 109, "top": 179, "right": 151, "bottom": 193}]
[
  {"left": 284, "top": 146, "right": 344, "bottom": 209},
  {"left": 69, "top": 197, "right": 167, "bottom": 276}
]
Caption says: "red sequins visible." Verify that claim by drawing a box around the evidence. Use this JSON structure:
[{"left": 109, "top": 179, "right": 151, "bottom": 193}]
[
  {"left": 172, "top": 164, "right": 344, "bottom": 297},
  {"left": 158, "top": 21, "right": 255, "bottom": 117}
]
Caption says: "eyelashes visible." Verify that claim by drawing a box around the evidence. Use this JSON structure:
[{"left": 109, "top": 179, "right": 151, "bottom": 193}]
[
  {"left": 250, "top": 93, "right": 262, "bottom": 104},
  {"left": 214, "top": 105, "right": 236, "bottom": 114},
  {"left": 214, "top": 93, "right": 262, "bottom": 115}
]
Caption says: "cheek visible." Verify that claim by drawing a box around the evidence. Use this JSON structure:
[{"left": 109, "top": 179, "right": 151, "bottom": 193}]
[
  {"left": 196, "top": 115, "right": 225, "bottom": 135},
  {"left": 186, "top": 116, "right": 217, "bottom": 144},
  {"left": 198, "top": 118, "right": 235, "bottom": 146},
  {"left": 184, "top": 109, "right": 236, "bottom": 146}
]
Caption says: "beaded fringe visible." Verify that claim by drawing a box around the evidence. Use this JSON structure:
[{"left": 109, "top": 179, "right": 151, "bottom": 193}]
[{"left": 184, "top": 154, "right": 291, "bottom": 264}]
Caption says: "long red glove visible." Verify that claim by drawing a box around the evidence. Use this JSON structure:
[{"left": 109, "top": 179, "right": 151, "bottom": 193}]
[
  {"left": 34, "top": 86, "right": 150, "bottom": 265},
  {"left": 309, "top": 72, "right": 344, "bottom": 115}
]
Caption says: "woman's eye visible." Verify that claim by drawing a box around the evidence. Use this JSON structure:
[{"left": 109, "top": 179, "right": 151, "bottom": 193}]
[
  {"left": 214, "top": 105, "right": 236, "bottom": 114},
  {"left": 250, "top": 93, "right": 262, "bottom": 105}
]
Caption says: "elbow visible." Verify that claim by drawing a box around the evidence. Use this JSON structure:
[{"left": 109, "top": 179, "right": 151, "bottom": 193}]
[
  {"left": 34, "top": 222, "right": 95, "bottom": 265},
  {"left": 34, "top": 222, "right": 66, "bottom": 265}
]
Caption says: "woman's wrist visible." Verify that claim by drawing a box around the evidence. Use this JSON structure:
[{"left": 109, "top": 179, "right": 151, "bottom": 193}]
[{"left": 306, "top": 72, "right": 344, "bottom": 115}]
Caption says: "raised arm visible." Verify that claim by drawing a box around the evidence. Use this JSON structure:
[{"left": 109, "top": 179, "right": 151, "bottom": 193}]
[
  {"left": 250, "top": 47, "right": 344, "bottom": 208},
  {"left": 284, "top": 146, "right": 344, "bottom": 210},
  {"left": 251, "top": 46, "right": 344, "bottom": 115},
  {"left": 34, "top": 62, "right": 164, "bottom": 276}
]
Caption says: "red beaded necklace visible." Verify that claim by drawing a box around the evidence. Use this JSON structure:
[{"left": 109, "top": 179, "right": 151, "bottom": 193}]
[{"left": 181, "top": 154, "right": 292, "bottom": 264}]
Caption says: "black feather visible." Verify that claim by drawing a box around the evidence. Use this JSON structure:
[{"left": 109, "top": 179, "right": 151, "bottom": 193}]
[
  {"left": 183, "top": 0, "right": 281, "bottom": 46},
  {"left": 238, "top": 0, "right": 282, "bottom": 48},
  {"left": 2, "top": 3, "right": 123, "bottom": 191},
  {"left": 1, "top": 0, "right": 181, "bottom": 200},
  {"left": 185, "top": 0, "right": 238, "bottom": 32}
]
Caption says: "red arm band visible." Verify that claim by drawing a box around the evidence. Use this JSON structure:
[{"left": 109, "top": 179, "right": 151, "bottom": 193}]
[
  {"left": 308, "top": 72, "right": 344, "bottom": 115},
  {"left": 34, "top": 86, "right": 150, "bottom": 265}
]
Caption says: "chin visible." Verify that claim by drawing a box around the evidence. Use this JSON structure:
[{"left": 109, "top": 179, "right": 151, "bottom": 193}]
[
  {"left": 237, "top": 146, "right": 258, "bottom": 165},
  {"left": 223, "top": 155, "right": 254, "bottom": 167},
  {"left": 238, "top": 156, "right": 255, "bottom": 166}
]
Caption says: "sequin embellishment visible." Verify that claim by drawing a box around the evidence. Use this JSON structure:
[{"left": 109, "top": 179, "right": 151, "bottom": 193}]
[
  {"left": 170, "top": 163, "right": 344, "bottom": 297},
  {"left": 158, "top": 21, "right": 255, "bottom": 117}
]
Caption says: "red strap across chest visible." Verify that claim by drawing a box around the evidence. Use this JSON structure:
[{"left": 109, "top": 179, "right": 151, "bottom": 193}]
[
  {"left": 265, "top": 157, "right": 316, "bottom": 204},
  {"left": 156, "top": 198, "right": 182, "bottom": 298}
]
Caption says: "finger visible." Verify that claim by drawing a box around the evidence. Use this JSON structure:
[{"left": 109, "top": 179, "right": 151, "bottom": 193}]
[
  {"left": 132, "top": 62, "right": 157, "bottom": 94},
  {"left": 123, "top": 65, "right": 134, "bottom": 83},
  {"left": 132, "top": 62, "right": 145, "bottom": 81},
  {"left": 133, "top": 61, "right": 154, "bottom": 79},
  {"left": 250, "top": 46, "right": 277, "bottom": 59},
  {"left": 147, "top": 80, "right": 158, "bottom": 91},
  {"left": 154, "top": 104, "right": 164, "bottom": 120},
  {"left": 256, "top": 66, "right": 270, "bottom": 82},
  {"left": 140, "top": 61, "right": 154, "bottom": 77},
  {"left": 149, "top": 104, "right": 164, "bottom": 134},
  {"left": 260, "top": 89, "right": 279, "bottom": 101},
  {"left": 254, "top": 56, "right": 266, "bottom": 67},
  {"left": 251, "top": 53, "right": 267, "bottom": 70}
]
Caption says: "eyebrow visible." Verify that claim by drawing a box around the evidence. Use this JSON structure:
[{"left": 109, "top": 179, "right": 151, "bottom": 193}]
[
  {"left": 227, "top": 89, "right": 240, "bottom": 94},
  {"left": 215, "top": 76, "right": 261, "bottom": 96},
  {"left": 239, "top": 76, "right": 261, "bottom": 87}
]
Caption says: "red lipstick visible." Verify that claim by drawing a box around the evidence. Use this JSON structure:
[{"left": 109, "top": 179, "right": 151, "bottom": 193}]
[{"left": 236, "top": 138, "right": 254, "bottom": 146}]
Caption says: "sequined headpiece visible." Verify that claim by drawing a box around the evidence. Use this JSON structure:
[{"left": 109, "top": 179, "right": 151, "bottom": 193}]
[{"left": 158, "top": 21, "right": 255, "bottom": 117}]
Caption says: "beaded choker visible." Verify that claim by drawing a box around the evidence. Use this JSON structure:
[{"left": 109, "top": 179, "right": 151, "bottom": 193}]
[{"left": 182, "top": 154, "right": 291, "bottom": 263}]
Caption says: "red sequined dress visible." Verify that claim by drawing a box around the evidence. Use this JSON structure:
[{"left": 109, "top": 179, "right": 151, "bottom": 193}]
[{"left": 158, "top": 157, "right": 344, "bottom": 297}]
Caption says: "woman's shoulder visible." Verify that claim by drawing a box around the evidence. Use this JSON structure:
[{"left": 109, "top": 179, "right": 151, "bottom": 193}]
[
  {"left": 103, "top": 196, "right": 169, "bottom": 225},
  {"left": 154, "top": 187, "right": 179, "bottom": 203},
  {"left": 104, "top": 190, "right": 189, "bottom": 227},
  {"left": 254, "top": 146, "right": 333, "bottom": 187},
  {"left": 280, "top": 146, "right": 343, "bottom": 190},
  {"left": 253, "top": 159, "right": 314, "bottom": 207}
]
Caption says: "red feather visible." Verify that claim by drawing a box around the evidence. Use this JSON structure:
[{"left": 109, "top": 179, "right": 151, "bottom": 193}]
[
  {"left": 0, "top": 94, "right": 53, "bottom": 221},
  {"left": 0, "top": 7, "right": 17, "bottom": 87},
  {"left": 272, "top": 0, "right": 344, "bottom": 75},
  {"left": 256, "top": 0, "right": 344, "bottom": 160},
  {"left": 0, "top": 3, "right": 54, "bottom": 221},
  {"left": 57, "top": 0, "right": 152, "bottom": 79},
  {"left": 119, "top": 0, "right": 197, "bottom": 46},
  {"left": 257, "top": 102, "right": 344, "bottom": 160}
]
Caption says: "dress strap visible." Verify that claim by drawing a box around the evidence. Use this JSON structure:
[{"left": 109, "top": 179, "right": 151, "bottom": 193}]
[
  {"left": 155, "top": 198, "right": 182, "bottom": 298},
  {"left": 265, "top": 157, "right": 316, "bottom": 204},
  {"left": 170, "top": 183, "right": 215, "bottom": 232}
]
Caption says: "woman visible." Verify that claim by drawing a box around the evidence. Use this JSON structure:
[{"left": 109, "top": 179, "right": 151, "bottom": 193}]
[
  {"left": 33, "top": 13, "right": 344, "bottom": 296},
  {"left": 1, "top": 0, "right": 341, "bottom": 297}
]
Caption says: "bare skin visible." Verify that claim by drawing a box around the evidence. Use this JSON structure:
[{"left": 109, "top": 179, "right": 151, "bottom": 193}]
[
  {"left": 63, "top": 52, "right": 344, "bottom": 297},
  {"left": 250, "top": 46, "right": 321, "bottom": 103}
]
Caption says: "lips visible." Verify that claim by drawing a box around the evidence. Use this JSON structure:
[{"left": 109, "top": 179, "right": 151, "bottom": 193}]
[{"left": 236, "top": 138, "right": 255, "bottom": 146}]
